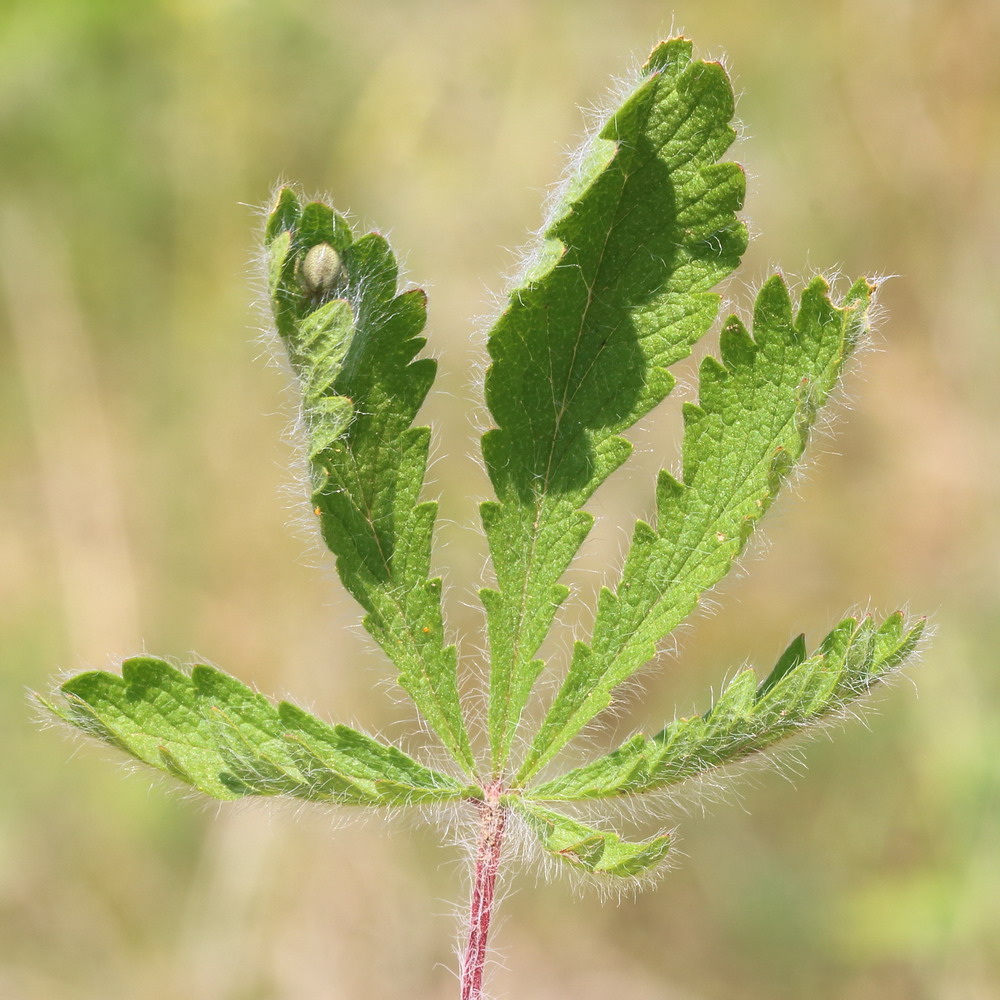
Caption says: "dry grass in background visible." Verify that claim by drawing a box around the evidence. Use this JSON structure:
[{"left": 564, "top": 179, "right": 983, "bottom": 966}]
[{"left": 2, "top": 1, "right": 998, "bottom": 997}]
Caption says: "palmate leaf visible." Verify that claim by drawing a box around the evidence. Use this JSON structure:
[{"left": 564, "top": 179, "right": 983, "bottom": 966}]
[
  {"left": 512, "top": 799, "right": 671, "bottom": 877},
  {"left": 516, "top": 275, "right": 875, "bottom": 782},
  {"left": 526, "top": 612, "right": 925, "bottom": 802},
  {"left": 42, "top": 659, "right": 478, "bottom": 806},
  {"left": 265, "top": 190, "right": 474, "bottom": 772},
  {"left": 480, "top": 39, "right": 747, "bottom": 771},
  {"left": 40, "top": 37, "right": 927, "bottom": 970}
]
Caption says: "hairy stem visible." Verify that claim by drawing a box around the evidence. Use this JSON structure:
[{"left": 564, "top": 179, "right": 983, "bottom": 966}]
[{"left": 461, "top": 783, "right": 507, "bottom": 1000}]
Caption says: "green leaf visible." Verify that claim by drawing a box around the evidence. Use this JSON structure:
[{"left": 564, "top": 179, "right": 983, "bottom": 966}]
[
  {"left": 45, "top": 658, "right": 478, "bottom": 806},
  {"left": 40, "top": 34, "right": 928, "bottom": 932},
  {"left": 517, "top": 275, "right": 876, "bottom": 782},
  {"left": 512, "top": 798, "right": 671, "bottom": 877},
  {"left": 265, "top": 190, "right": 474, "bottom": 773},
  {"left": 756, "top": 631, "right": 808, "bottom": 699},
  {"left": 526, "top": 613, "right": 924, "bottom": 801},
  {"left": 480, "top": 39, "right": 747, "bottom": 770}
]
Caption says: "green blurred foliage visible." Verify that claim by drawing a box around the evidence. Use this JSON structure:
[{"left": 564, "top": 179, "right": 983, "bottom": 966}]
[{"left": 2, "top": 0, "right": 998, "bottom": 997}]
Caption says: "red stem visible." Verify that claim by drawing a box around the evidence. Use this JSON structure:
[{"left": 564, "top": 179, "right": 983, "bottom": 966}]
[{"left": 460, "top": 783, "right": 507, "bottom": 1000}]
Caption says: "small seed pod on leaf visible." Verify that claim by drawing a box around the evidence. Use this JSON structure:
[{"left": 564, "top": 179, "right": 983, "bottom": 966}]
[{"left": 300, "top": 242, "right": 345, "bottom": 299}]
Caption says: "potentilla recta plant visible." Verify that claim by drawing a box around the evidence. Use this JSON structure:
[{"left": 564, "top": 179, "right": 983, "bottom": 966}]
[{"left": 40, "top": 37, "right": 924, "bottom": 998}]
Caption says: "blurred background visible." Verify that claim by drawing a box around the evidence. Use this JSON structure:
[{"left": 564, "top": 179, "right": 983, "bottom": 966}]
[{"left": 2, "top": 0, "right": 998, "bottom": 998}]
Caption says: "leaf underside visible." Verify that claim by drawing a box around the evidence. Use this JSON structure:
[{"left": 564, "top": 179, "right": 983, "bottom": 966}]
[
  {"left": 42, "top": 658, "right": 478, "bottom": 806},
  {"left": 513, "top": 799, "right": 671, "bottom": 877},
  {"left": 528, "top": 612, "right": 925, "bottom": 801},
  {"left": 480, "top": 38, "right": 748, "bottom": 770}
]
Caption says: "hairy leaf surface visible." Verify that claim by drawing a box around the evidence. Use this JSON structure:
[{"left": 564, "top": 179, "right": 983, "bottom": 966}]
[
  {"left": 480, "top": 39, "right": 748, "bottom": 769},
  {"left": 527, "top": 613, "right": 924, "bottom": 801},
  {"left": 512, "top": 799, "right": 671, "bottom": 877},
  {"left": 517, "top": 275, "right": 875, "bottom": 781},
  {"left": 266, "top": 190, "right": 473, "bottom": 771},
  {"left": 43, "top": 659, "right": 477, "bottom": 805}
]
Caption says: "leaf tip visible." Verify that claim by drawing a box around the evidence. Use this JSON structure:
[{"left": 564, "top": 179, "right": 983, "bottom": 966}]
[
  {"left": 642, "top": 37, "right": 694, "bottom": 77},
  {"left": 265, "top": 186, "right": 301, "bottom": 241}
]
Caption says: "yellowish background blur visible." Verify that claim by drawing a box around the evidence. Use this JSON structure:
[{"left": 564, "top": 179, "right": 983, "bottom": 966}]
[{"left": 2, "top": 1, "right": 998, "bottom": 998}]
